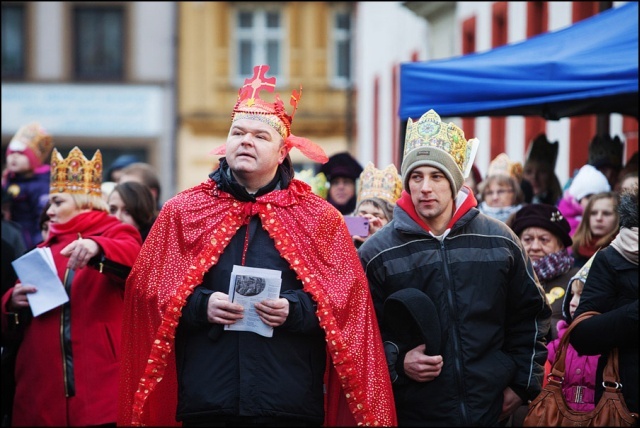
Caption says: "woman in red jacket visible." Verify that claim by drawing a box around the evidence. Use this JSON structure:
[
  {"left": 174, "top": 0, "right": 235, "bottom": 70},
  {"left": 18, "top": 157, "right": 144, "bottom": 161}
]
[{"left": 1, "top": 147, "right": 142, "bottom": 427}]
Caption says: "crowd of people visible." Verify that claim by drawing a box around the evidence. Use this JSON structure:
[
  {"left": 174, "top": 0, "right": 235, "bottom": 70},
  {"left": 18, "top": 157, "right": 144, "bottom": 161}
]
[{"left": 1, "top": 63, "right": 638, "bottom": 427}]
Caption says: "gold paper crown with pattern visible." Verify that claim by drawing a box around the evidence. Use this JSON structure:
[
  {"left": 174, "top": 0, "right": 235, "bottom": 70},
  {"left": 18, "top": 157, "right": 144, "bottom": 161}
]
[
  {"left": 401, "top": 109, "right": 479, "bottom": 193},
  {"left": 7, "top": 122, "right": 54, "bottom": 165},
  {"left": 357, "top": 162, "right": 403, "bottom": 207},
  {"left": 211, "top": 64, "right": 328, "bottom": 163},
  {"left": 50, "top": 147, "right": 103, "bottom": 197},
  {"left": 487, "top": 153, "right": 523, "bottom": 181}
]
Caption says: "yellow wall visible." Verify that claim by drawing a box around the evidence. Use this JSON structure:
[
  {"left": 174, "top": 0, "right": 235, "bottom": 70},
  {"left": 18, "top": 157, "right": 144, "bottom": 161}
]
[{"left": 177, "top": 2, "right": 353, "bottom": 192}]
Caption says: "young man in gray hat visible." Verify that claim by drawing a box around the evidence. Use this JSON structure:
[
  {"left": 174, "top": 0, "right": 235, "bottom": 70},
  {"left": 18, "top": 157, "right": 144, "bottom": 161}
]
[{"left": 358, "top": 109, "right": 552, "bottom": 426}]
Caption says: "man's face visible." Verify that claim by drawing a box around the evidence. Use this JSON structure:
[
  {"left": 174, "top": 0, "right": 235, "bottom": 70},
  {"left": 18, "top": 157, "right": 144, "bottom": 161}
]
[
  {"left": 225, "top": 119, "right": 287, "bottom": 186},
  {"left": 407, "top": 165, "right": 454, "bottom": 226}
]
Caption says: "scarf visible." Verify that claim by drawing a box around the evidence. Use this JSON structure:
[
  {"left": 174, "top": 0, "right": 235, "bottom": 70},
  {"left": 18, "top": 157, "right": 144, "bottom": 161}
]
[
  {"left": 610, "top": 227, "right": 638, "bottom": 265},
  {"left": 479, "top": 201, "right": 522, "bottom": 223},
  {"left": 532, "top": 248, "right": 574, "bottom": 282}
]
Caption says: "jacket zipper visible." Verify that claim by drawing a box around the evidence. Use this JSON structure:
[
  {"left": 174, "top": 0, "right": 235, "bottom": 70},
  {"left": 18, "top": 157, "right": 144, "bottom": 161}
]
[
  {"left": 60, "top": 267, "right": 76, "bottom": 397},
  {"left": 440, "top": 239, "right": 469, "bottom": 425}
]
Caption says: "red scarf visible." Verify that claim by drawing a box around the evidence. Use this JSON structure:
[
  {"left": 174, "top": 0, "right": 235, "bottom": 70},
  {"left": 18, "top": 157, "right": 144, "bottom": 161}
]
[
  {"left": 396, "top": 186, "right": 478, "bottom": 234},
  {"left": 117, "top": 179, "right": 396, "bottom": 427}
]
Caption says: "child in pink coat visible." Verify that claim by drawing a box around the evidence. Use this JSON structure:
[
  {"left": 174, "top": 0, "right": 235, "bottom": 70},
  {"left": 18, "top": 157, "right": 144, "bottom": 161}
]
[{"left": 546, "top": 253, "right": 600, "bottom": 412}]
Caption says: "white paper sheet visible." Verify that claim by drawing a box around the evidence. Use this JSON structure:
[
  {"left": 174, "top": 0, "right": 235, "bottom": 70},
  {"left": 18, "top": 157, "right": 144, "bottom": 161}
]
[{"left": 11, "top": 247, "right": 69, "bottom": 317}]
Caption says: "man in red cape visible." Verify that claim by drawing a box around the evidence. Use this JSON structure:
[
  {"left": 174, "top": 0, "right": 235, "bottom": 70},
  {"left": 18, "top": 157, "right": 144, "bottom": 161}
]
[{"left": 117, "top": 65, "right": 396, "bottom": 427}]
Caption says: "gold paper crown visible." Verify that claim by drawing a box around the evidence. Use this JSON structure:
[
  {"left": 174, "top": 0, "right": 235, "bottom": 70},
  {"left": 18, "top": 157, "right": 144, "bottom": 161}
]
[
  {"left": 357, "top": 162, "right": 403, "bottom": 207},
  {"left": 50, "top": 147, "right": 103, "bottom": 197},
  {"left": 8, "top": 122, "right": 54, "bottom": 164},
  {"left": 296, "top": 169, "right": 328, "bottom": 199},
  {"left": 487, "top": 153, "right": 523, "bottom": 181},
  {"left": 403, "top": 109, "right": 479, "bottom": 179}
]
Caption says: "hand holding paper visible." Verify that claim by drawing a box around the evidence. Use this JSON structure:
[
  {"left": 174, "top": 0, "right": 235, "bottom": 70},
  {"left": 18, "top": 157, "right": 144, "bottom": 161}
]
[{"left": 11, "top": 247, "right": 69, "bottom": 317}]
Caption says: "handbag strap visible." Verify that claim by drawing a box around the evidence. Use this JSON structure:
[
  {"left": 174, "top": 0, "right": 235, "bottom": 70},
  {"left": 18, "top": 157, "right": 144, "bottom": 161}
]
[
  {"left": 549, "top": 311, "right": 615, "bottom": 381},
  {"left": 550, "top": 311, "right": 622, "bottom": 388}
]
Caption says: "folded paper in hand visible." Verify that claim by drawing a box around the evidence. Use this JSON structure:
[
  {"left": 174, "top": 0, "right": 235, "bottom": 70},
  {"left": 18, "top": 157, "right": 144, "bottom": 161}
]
[{"left": 11, "top": 247, "right": 69, "bottom": 317}]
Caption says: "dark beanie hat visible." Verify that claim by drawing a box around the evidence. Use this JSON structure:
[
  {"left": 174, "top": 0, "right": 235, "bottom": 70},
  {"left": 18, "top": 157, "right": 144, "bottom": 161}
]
[
  {"left": 319, "top": 152, "right": 363, "bottom": 182},
  {"left": 511, "top": 203, "right": 572, "bottom": 248},
  {"left": 383, "top": 288, "right": 441, "bottom": 356}
]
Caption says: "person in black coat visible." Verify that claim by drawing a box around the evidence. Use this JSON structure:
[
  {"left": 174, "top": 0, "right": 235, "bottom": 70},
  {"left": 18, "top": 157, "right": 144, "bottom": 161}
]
[{"left": 570, "top": 184, "right": 638, "bottom": 415}]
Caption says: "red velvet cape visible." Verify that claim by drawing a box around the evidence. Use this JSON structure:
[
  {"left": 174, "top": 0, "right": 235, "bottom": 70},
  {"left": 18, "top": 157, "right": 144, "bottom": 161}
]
[{"left": 117, "top": 178, "right": 397, "bottom": 426}]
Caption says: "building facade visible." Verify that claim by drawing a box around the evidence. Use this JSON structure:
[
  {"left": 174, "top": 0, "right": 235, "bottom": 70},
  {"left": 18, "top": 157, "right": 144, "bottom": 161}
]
[{"left": 1, "top": 1, "right": 177, "bottom": 201}]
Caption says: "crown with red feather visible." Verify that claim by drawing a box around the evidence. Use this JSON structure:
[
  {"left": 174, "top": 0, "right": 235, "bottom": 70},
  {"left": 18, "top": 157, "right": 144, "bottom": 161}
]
[{"left": 212, "top": 65, "right": 328, "bottom": 164}]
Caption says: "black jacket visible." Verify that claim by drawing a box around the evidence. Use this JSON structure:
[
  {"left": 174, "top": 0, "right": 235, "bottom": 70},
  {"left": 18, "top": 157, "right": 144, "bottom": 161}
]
[
  {"left": 358, "top": 197, "right": 551, "bottom": 426},
  {"left": 174, "top": 161, "right": 326, "bottom": 425},
  {"left": 570, "top": 246, "right": 639, "bottom": 414}
]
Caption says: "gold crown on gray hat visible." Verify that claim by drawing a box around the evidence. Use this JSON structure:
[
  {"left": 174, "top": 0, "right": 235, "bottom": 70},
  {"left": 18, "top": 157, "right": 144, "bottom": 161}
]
[{"left": 402, "top": 110, "right": 479, "bottom": 184}]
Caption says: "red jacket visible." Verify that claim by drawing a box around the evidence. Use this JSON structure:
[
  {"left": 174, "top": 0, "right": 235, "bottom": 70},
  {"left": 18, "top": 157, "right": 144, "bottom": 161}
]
[{"left": 1, "top": 210, "right": 141, "bottom": 426}]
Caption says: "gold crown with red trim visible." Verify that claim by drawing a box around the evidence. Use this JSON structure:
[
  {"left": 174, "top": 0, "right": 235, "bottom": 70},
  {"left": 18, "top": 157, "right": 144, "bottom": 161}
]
[
  {"left": 50, "top": 147, "right": 103, "bottom": 196},
  {"left": 357, "top": 162, "right": 403, "bottom": 207}
]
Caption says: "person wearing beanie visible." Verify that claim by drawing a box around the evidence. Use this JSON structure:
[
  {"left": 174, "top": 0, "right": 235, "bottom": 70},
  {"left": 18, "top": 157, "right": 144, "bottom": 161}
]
[
  {"left": 1, "top": 123, "right": 55, "bottom": 249},
  {"left": 319, "top": 151, "right": 363, "bottom": 214},
  {"left": 359, "top": 109, "right": 551, "bottom": 426},
  {"left": 570, "top": 184, "right": 638, "bottom": 417},
  {"left": 510, "top": 203, "right": 579, "bottom": 342},
  {"left": 557, "top": 164, "right": 611, "bottom": 237},
  {"left": 118, "top": 65, "right": 396, "bottom": 427}
]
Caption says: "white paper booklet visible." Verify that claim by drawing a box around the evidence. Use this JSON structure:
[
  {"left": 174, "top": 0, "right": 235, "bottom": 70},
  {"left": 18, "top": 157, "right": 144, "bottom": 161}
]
[
  {"left": 225, "top": 265, "right": 282, "bottom": 337},
  {"left": 11, "top": 247, "right": 69, "bottom": 317}
]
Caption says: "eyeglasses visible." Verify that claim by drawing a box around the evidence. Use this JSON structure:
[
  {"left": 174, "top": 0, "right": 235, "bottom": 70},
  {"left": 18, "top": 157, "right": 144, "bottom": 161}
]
[{"left": 485, "top": 189, "right": 513, "bottom": 197}]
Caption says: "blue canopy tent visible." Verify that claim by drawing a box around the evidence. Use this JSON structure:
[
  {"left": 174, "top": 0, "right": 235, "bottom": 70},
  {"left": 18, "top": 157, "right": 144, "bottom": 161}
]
[{"left": 399, "top": 2, "right": 638, "bottom": 121}]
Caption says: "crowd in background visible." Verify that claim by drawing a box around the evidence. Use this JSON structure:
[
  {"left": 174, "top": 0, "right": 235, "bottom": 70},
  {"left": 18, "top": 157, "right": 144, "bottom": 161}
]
[{"left": 1, "top": 113, "right": 638, "bottom": 427}]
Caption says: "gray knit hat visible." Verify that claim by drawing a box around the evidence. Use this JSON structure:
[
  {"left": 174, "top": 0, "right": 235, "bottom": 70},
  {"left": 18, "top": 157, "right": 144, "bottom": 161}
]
[{"left": 401, "top": 110, "right": 479, "bottom": 195}]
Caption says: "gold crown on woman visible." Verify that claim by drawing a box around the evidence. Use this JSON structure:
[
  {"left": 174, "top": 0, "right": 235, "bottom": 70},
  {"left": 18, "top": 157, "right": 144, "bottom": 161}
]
[
  {"left": 50, "top": 147, "right": 103, "bottom": 196},
  {"left": 356, "top": 162, "right": 403, "bottom": 206},
  {"left": 487, "top": 153, "right": 523, "bottom": 181}
]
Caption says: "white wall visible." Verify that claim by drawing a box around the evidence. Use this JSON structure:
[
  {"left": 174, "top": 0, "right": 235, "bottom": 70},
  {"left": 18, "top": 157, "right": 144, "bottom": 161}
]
[{"left": 354, "top": 2, "right": 428, "bottom": 170}]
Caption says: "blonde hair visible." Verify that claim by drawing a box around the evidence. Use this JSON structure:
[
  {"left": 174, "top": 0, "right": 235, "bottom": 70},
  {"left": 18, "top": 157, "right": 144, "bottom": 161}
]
[{"left": 68, "top": 193, "right": 108, "bottom": 213}]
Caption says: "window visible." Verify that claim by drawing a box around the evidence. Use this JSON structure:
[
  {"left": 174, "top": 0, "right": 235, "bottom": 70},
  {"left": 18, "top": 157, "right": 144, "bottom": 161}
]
[
  {"left": 332, "top": 10, "right": 352, "bottom": 87},
  {"left": 73, "top": 6, "right": 125, "bottom": 80},
  {"left": 235, "top": 9, "right": 283, "bottom": 80},
  {"left": 1, "top": 4, "right": 26, "bottom": 79}
]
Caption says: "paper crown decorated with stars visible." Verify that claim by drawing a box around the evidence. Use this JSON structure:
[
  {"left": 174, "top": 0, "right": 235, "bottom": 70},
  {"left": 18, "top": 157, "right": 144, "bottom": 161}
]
[{"left": 356, "top": 162, "right": 403, "bottom": 207}]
